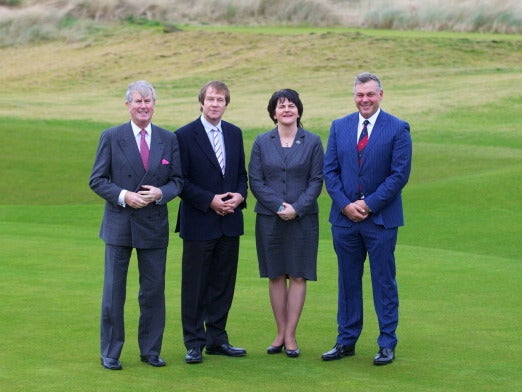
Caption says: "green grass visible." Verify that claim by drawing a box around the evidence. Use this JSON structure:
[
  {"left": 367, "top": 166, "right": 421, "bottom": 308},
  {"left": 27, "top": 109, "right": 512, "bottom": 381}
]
[{"left": 1, "top": 24, "right": 521, "bottom": 391}]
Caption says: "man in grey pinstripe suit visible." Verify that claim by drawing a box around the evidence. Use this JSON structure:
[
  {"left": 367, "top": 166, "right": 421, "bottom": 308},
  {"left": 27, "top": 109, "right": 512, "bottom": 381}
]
[{"left": 89, "top": 80, "right": 183, "bottom": 370}]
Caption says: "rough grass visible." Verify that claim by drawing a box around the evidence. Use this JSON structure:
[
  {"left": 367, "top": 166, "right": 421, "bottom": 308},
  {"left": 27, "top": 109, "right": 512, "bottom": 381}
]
[
  {"left": 0, "top": 0, "right": 521, "bottom": 46},
  {"left": 1, "top": 26, "right": 521, "bottom": 127}
]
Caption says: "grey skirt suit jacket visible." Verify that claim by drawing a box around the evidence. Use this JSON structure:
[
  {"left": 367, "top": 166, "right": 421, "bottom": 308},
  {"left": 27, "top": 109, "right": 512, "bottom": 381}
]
[{"left": 248, "top": 127, "right": 324, "bottom": 279}]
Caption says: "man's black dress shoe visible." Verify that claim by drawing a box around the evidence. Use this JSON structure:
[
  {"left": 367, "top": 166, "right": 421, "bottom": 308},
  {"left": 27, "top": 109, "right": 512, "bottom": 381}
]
[
  {"left": 205, "top": 343, "right": 247, "bottom": 357},
  {"left": 100, "top": 356, "right": 122, "bottom": 370},
  {"left": 185, "top": 347, "right": 203, "bottom": 364},
  {"left": 373, "top": 347, "right": 394, "bottom": 365},
  {"left": 321, "top": 344, "right": 355, "bottom": 361},
  {"left": 266, "top": 344, "right": 284, "bottom": 354},
  {"left": 140, "top": 355, "right": 167, "bottom": 367}
]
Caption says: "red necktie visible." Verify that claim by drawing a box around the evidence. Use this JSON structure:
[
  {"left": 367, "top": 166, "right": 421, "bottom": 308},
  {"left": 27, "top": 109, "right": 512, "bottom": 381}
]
[
  {"left": 140, "top": 129, "right": 149, "bottom": 170},
  {"left": 357, "top": 120, "right": 369, "bottom": 166},
  {"left": 357, "top": 120, "right": 369, "bottom": 199}
]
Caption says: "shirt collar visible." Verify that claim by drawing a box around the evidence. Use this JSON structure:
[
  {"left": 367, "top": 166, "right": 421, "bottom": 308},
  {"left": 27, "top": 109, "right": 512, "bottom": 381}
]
[
  {"left": 130, "top": 121, "right": 151, "bottom": 137},
  {"left": 358, "top": 109, "right": 380, "bottom": 126},
  {"left": 200, "top": 115, "right": 222, "bottom": 133}
]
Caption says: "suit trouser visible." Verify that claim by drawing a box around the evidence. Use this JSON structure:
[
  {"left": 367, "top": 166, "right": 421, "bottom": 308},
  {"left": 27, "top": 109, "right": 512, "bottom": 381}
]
[
  {"left": 332, "top": 220, "right": 399, "bottom": 349},
  {"left": 181, "top": 236, "right": 239, "bottom": 349},
  {"left": 100, "top": 244, "right": 167, "bottom": 359}
]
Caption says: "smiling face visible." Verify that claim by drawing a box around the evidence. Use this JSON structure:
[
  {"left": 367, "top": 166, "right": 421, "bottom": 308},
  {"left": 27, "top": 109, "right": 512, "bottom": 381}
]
[
  {"left": 354, "top": 80, "right": 383, "bottom": 119},
  {"left": 126, "top": 91, "right": 155, "bottom": 128},
  {"left": 274, "top": 97, "right": 299, "bottom": 127},
  {"left": 267, "top": 89, "right": 303, "bottom": 127}
]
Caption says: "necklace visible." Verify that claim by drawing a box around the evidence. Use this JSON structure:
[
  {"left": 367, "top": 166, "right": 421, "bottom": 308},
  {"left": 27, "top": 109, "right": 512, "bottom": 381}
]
[
  {"left": 280, "top": 132, "right": 296, "bottom": 147},
  {"left": 279, "top": 125, "right": 297, "bottom": 147}
]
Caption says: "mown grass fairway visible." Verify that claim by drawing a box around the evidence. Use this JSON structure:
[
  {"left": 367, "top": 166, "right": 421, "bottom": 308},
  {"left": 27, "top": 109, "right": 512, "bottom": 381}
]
[{"left": 1, "top": 25, "right": 521, "bottom": 391}]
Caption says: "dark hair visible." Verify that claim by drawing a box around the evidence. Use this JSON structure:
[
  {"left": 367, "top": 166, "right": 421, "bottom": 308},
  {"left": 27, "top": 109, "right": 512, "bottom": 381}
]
[
  {"left": 198, "top": 80, "right": 231, "bottom": 106},
  {"left": 267, "top": 88, "right": 303, "bottom": 127}
]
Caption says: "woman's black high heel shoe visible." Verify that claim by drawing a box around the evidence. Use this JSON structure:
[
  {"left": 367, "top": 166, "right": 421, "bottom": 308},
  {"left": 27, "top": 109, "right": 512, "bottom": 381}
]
[
  {"left": 266, "top": 344, "right": 284, "bottom": 354},
  {"left": 285, "top": 347, "right": 300, "bottom": 358}
]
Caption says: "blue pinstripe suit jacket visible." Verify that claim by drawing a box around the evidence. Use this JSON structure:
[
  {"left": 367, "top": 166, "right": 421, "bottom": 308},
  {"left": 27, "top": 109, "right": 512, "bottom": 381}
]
[{"left": 324, "top": 110, "right": 412, "bottom": 229}]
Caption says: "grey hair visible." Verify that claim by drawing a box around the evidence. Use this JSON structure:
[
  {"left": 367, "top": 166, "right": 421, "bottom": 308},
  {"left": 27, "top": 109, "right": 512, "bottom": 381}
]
[
  {"left": 125, "top": 80, "right": 156, "bottom": 102},
  {"left": 353, "top": 72, "right": 382, "bottom": 93}
]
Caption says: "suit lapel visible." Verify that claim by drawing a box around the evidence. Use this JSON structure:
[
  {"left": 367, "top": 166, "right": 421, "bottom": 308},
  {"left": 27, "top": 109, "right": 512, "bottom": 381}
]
[
  {"left": 221, "top": 123, "right": 235, "bottom": 177},
  {"left": 284, "top": 128, "right": 306, "bottom": 166},
  {"left": 268, "top": 129, "right": 285, "bottom": 164},
  {"left": 148, "top": 125, "right": 165, "bottom": 172},
  {"left": 365, "top": 112, "right": 384, "bottom": 153},
  {"left": 268, "top": 128, "right": 308, "bottom": 167},
  {"left": 118, "top": 122, "right": 145, "bottom": 178},
  {"left": 344, "top": 115, "right": 360, "bottom": 170},
  {"left": 194, "top": 121, "right": 223, "bottom": 174}
]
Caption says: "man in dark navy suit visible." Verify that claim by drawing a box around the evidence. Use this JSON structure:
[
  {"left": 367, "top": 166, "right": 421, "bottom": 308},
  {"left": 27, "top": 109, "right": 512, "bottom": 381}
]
[
  {"left": 90, "top": 80, "right": 183, "bottom": 370},
  {"left": 322, "top": 72, "right": 412, "bottom": 365},
  {"left": 175, "top": 81, "right": 248, "bottom": 364}
]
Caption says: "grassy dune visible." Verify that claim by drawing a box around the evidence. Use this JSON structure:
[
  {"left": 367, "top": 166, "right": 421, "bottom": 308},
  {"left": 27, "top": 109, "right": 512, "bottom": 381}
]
[
  {"left": 0, "top": 0, "right": 521, "bottom": 47},
  {"left": 0, "top": 21, "right": 521, "bottom": 392}
]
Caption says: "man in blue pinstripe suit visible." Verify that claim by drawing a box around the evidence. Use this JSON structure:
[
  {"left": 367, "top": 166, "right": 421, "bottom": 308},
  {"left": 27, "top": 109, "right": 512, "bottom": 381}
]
[{"left": 322, "top": 72, "right": 412, "bottom": 365}]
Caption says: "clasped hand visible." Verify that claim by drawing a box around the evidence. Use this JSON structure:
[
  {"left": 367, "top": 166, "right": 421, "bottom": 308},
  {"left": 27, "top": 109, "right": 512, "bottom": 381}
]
[
  {"left": 277, "top": 202, "right": 297, "bottom": 221},
  {"left": 125, "top": 185, "right": 162, "bottom": 209},
  {"left": 343, "top": 200, "right": 369, "bottom": 222},
  {"left": 211, "top": 192, "right": 243, "bottom": 216}
]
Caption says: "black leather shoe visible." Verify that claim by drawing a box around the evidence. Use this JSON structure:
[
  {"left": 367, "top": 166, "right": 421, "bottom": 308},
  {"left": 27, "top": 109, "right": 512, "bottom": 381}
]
[
  {"left": 285, "top": 348, "right": 300, "bottom": 358},
  {"left": 185, "top": 347, "right": 203, "bottom": 364},
  {"left": 100, "top": 356, "right": 122, "bottom": 370},
  {"left": 321, "top": 344, "right": 355, "bottom": 361},
  {"left": 267, "top": 344, "right": 284, "bottom": 354},
  {"left": 140, "top": 355, "right": 166, "bottom": 367},
  {"left": 373, "top": 347, "right": 394, "bottom": 365},
  {"left": 205, "top": 343, "right": 247, "bottom": 357}
]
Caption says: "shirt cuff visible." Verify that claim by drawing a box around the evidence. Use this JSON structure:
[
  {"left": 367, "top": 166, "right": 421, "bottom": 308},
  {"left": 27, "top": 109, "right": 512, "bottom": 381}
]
[
  {"left": 155, "top": 189, "right": 163, "bottom": 205},
  {"left": 118, "top": 189, "right": 127, "bottom": 207}
]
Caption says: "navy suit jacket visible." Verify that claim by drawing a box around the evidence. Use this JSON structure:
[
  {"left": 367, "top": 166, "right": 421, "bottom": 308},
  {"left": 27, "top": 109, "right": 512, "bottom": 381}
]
[
  {"left": 175, "top": 118, "right": 248, "bottom": 241},
  {"left": 89, "top": 122, "right": 183, "bottom": 248},
  {"left": 248, "top": 128, "right": 324, "bottom": 217},
  {"left": 324, "top": 110, "right": 412, "bottom": 229}
]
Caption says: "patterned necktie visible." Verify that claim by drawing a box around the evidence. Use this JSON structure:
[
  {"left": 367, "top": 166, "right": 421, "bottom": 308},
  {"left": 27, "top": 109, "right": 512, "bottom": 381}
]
[
  {"left": 212, "top": 128, "right": 225, "bottom": 174},
  {"left": 140, "top": 129, "right": 149, "bottom": 170},
  {"left": 357, "top": 120, "right": 370, "bottom": 166}
]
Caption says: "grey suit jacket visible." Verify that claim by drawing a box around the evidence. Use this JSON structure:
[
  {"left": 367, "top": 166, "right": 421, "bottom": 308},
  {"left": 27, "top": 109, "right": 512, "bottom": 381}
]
[
  {"left": 89, "top": 121, "right": 183, "bottom": 248},
  {"left": 248, "top": 128, "right": 324, "bottom": 217}
]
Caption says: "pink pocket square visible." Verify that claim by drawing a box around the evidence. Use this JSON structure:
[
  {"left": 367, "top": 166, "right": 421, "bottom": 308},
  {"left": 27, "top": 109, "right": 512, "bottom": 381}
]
[{"left": 161, "top": 159, "right": 170, "bottom": 165}]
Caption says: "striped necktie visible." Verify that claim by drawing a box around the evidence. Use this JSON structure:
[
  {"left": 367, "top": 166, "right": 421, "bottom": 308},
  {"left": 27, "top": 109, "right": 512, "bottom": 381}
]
[
  {"left": 357, "top": 120, "right": 369, "bottom": 166},
  {"left": 212, "top": 128, "right": 225, "bottom": 174},
  {"left": 356, "top": 120, "right": 369, "bottom": 199}
]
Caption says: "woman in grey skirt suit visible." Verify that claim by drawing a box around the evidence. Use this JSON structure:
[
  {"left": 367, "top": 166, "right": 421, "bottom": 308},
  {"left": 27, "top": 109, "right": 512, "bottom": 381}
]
[{"left": 248, "top": 89, "right": 324, "bottom": 358}]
